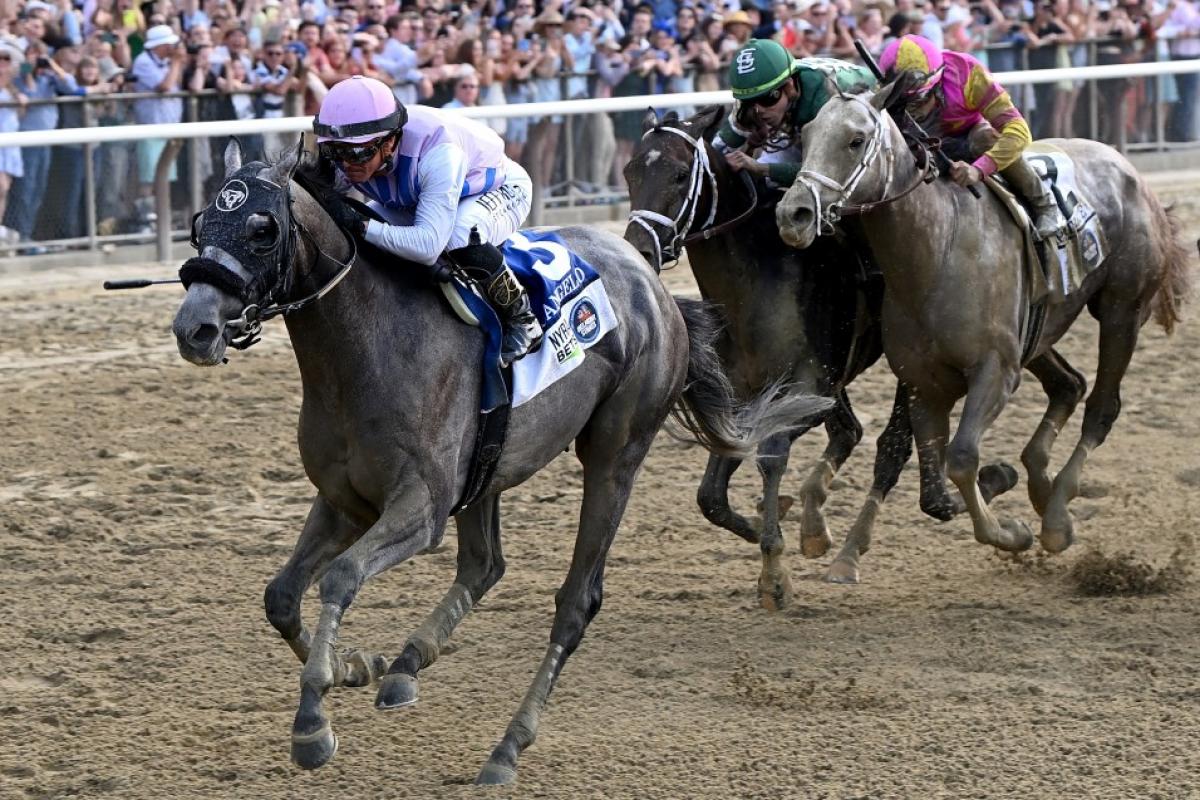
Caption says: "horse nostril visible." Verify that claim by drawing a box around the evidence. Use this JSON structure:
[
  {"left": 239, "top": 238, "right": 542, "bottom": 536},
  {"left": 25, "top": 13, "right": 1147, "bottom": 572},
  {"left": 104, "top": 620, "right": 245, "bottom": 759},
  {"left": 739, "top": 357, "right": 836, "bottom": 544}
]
[{"left": 191, "top": 323, "right": 220, "bottom": 349}]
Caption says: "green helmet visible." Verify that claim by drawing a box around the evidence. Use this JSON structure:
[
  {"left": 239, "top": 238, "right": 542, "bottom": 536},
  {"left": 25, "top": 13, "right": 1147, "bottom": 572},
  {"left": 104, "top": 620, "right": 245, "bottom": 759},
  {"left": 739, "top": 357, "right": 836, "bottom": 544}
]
[{"left": 729, "top": 39, "right": 798, "bottom": 101}]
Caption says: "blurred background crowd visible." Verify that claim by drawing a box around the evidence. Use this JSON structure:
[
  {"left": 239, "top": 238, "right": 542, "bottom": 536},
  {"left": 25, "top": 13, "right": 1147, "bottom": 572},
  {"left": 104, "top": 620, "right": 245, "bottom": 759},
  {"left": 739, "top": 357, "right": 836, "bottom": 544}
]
[{"left": 0, "top": 0, "right": 1196, "bottom": 249}]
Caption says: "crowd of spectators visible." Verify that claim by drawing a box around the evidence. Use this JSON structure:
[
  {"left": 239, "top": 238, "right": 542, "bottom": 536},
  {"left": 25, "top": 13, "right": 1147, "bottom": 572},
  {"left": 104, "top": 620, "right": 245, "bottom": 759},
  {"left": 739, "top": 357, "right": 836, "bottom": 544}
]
[{"left": 0, "top": 0, "right": 1196, "bottom": 248}]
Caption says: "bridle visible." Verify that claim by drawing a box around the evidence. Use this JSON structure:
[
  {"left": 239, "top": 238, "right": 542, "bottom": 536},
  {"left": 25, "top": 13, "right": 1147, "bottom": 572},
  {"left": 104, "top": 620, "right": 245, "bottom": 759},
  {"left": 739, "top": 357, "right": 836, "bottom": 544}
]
[
  {"left": 626, "top": 124, "right": 758, "bottom": 270},
  {"left": 790, "top": 94, "right": 935, "bottom": 236},
  {"left": 181, "top": 166, "right": 358, "bottom": 351}
]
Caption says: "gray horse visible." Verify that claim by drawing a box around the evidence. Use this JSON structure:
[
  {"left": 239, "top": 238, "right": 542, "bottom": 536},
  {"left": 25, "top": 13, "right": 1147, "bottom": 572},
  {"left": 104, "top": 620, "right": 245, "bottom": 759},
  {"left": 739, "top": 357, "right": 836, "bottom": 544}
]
[
  {"left": 624, "top": 106, "right": 1016, "bottom": 595},
  {"left": 776, "top": 82, "right": 1190, "bottom": 564},
  {"left": 172, "top": 142, "right": 829, "bottom": 784}
]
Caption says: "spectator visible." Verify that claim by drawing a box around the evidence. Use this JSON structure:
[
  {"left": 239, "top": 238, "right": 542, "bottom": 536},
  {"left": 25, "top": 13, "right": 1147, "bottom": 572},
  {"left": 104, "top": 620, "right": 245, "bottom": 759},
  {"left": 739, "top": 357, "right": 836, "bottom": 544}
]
[
  {"left": 0, "top": 40, "right": 24, "bottom": 246},
  {"left": 128, "top": 24, "right": 183, "bottom": 233},
  {"left": 858, "top": 6, "right": 887, "bottom": 57},
  {"left": 53, "top": 53, "right": 120, "bottom": 239},
  {"left": 376, "top": 13, "right": 430, "bottom": 104},
  {"left": 253, "top": 38, "right": 298, "bottom": 158},
  {"left": 530, "top": 10, "right": 571, "bottom": 189},
  {"left": 4, "top": 38, "right": 77, "bottom": 248},
  {"left": 496, "top": 30, "right": 537, "bottom": 162},
  {"left": 441, "top": 67, "right": 480, "bottom": 107},
  {"left": 588, "top": 36, "right": 625, "bottom": 188},
  {"left": 1154, "top": 0, "right": 1200, "bottom": 141},
  {"left": 721, "top": 9, "right": 755, "bottom": 47},
  {"left": 563, "top": 8, "right": 596, "bottom": 100}
]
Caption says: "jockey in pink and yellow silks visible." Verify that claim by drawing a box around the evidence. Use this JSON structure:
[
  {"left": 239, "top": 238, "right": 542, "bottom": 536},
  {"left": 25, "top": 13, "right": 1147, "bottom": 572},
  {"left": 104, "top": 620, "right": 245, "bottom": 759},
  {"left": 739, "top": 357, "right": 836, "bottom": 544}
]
[{"left": 879, "top": 35, "right": 1063, "bottom": 240}]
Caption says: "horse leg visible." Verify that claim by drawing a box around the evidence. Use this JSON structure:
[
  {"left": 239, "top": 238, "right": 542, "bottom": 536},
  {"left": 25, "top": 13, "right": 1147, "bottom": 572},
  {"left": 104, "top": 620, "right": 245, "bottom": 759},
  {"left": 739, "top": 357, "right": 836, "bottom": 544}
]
[
  {"left": 1040, "top": 305, "right": 1139, "bottom": 553},
  {"left": 944, "top": 357, "right": 1034, "bottom": 553},
  {"left": 1021, "top": 348, "right": 1088, "bottom": 517},
  {"left": 827, "top": 382, "right": 914, "bottom": 584},
  {"left": 292, "top": 489, "right": 443, "bottom": 770},
  {"left": 697, "top": 453, "right": 759, "bottom": 543},
  {"left": 476, "top": 407, "right": 658, "bottom": 785},
  {"left": 908, "top": 386, "right": 961, "bottom": 522},
  {"left": 375, "top": 495, "right": 505, "bottom": 709},
  {"left": 797, "top": 390, "right": 863, "bottom": 560},
  {"left": 263, "top": 495, "right": 389, "bottom": 686},
  {"left": 756, "top": 432, "right": 797, "bottom": 611}
]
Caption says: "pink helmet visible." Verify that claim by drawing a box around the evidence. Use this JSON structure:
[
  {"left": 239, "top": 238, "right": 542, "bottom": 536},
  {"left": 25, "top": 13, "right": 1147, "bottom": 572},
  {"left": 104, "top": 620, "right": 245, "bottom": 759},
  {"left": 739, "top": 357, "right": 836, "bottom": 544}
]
[
  {"left": 878, "top": 35, "right": 945, "bottom": 97},
  {"left": 313, "top": 76, "right": 407, "bottom": 144}
]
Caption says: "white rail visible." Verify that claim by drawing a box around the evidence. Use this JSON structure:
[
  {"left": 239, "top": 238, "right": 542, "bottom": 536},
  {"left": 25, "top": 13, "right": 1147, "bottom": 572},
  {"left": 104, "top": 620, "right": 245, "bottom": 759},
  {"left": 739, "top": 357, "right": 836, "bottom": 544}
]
[{"left": 0, "top": 58, "right": 1197, "bottom": 148}]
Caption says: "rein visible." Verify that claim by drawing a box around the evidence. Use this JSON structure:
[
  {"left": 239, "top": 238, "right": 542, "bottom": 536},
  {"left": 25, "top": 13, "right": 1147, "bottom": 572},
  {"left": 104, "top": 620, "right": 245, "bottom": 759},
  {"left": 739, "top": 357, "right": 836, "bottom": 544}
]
[
  {"left": 627, "top": 124, "right": 756, "bottom": 270},
  {"left": 791, "top": 95, "right": 935, "bottom": 234}
]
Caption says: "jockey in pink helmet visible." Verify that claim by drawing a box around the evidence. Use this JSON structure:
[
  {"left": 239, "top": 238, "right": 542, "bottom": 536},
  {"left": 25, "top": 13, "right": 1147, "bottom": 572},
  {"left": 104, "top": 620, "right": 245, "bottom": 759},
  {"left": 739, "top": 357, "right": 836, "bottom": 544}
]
[
  {"left": 314, "top": 76, "right": 542, "bottom": 365},
  {"left": 878, "top": 34, "right": 1062, "bottom": 240}
]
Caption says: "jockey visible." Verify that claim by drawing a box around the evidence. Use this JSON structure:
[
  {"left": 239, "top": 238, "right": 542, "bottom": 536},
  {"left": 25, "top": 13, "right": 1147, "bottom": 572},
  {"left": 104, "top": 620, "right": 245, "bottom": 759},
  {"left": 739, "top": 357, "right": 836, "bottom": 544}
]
[
  {"left": 878, "top": 34, "right": 1063, "bottom": 241},
  {"left": 712, "top": 39, "right": 877, "bottom": 189},
  {"left": 313, "top": 75, "right": 543, "bottom": 366}
]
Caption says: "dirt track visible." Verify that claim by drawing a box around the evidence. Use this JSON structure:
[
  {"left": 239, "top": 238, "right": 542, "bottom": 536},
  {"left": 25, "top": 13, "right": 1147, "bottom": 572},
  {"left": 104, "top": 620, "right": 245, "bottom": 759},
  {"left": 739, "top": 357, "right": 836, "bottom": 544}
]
[{"left": 1, "top": 176, "right": 1199, "bottom": 800}]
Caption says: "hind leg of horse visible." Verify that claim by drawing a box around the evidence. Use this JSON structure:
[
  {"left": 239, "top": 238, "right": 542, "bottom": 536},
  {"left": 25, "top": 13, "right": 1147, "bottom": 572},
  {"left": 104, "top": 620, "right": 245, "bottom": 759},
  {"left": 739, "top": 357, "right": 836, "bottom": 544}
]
[
  {"left": 1022, "top": 349, "right": 1088, "bottom": 516},
  {"left": 697, "top": 453, "right": 759, "bottom": 543},
  {"left": 375, "top": 495, "right": 505, "bottom": 710},
  {"left": 828, "top": 382, "right": 914, "bottom": 584},
  {"left": 292, "top": 488, "right": 443, "bottom": 770},
  {"left": 907, "top": 385, "right": 962, "bottom": 523},
  {"left": 264, "top": 495, "right": 388, "bottom": 684},
  {"left": 798, "top": 390, "right": 862, "bottom": 560},
  {"left": 476, "top": 406, "right": 659, "bottom": 785},
  {"left": 944, "top": 357, "right": 1033, "bottom": 552},
  {"left": 756, "top": 431, "right": 798, "bottom": 611},
  {"left": 1040, "top": 306, "right": 1139, "bottom": 553}
]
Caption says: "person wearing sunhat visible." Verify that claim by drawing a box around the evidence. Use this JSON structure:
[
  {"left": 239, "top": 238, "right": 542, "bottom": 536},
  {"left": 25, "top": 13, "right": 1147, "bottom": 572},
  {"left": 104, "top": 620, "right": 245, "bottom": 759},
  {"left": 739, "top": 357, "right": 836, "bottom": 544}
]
[
  {"left": 128, "top": 23, "right": 185, "bottom": 232},
  {"left": 712, "top": 37, "right": 874, "bottom": 189},
  {"left": 721, "top": 9, "right": 755, "bottom": 45}
]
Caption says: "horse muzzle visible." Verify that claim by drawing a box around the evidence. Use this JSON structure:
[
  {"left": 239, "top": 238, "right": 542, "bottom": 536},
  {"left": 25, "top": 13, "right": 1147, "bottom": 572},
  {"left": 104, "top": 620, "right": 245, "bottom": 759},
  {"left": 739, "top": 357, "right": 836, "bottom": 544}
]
[
  {"left": 173, "top": 283, "right": 240, "bottom": 366},
  {"left": 775, "top": 196, "right": 818, "bottom": 250}
]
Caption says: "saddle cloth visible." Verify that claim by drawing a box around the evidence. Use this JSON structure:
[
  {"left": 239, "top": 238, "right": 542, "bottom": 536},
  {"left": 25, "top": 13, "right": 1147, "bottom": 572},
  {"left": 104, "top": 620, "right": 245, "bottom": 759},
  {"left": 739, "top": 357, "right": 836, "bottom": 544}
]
[
  {"left": 984, "top": 143, "right": 1108, "bottom": 305},
  {"left": 444, "top": 229, "right": 619, "bottom": 411}
]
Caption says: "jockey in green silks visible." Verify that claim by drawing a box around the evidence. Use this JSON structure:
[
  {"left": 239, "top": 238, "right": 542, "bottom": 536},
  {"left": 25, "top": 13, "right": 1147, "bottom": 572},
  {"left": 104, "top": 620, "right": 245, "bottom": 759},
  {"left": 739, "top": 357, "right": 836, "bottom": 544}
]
[{"left": 712, "top": 39, "right": 877, "bottom": 189}]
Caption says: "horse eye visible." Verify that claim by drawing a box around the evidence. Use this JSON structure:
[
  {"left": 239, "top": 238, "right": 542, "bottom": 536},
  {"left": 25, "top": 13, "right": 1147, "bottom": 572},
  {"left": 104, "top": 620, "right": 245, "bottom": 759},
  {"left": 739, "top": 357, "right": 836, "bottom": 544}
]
[
  {"left": 246, "top": 214, "right": 279, "bottom": 251},
  {"left": 849, "top": 136, "right": 866, "bottom": 149}
]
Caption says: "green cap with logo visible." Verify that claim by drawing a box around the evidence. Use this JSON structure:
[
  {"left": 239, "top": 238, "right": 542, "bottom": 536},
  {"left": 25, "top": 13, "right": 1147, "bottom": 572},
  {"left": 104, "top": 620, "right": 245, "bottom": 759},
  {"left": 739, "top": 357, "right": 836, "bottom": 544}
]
[{"left": 729, "top": 39, "right": 798, "bottom": 100}]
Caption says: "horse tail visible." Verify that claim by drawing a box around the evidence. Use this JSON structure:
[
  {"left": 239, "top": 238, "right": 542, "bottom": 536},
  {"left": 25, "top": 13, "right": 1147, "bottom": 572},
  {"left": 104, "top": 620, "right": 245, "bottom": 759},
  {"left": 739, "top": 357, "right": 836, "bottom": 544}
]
[
  {"left": 668, "top": 297, "right": 833, "bottom": 458},
  {"left": 1148, "top": 199, "right": 1192, "bottom": 336}
]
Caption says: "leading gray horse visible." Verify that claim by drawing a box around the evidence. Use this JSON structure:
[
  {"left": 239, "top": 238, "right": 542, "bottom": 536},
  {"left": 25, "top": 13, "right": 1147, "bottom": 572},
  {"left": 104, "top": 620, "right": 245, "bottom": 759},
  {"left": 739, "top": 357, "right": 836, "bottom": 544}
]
[
  {"left": 777, "top": 81, "right": 1190, "bottom": 565},
  {"left": 172, "top": 142, "right": 828, "bottom": 784}
]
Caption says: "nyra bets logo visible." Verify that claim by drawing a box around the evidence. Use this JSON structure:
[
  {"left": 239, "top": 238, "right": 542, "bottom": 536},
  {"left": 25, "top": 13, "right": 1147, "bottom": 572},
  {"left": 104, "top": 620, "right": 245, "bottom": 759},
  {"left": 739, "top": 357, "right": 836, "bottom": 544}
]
[
  {"left": 217, "top": 179, "right": 249, "bottom": 212},
  {"left": 735, "top": 49, "right": 756, "bottom": 75},
  {"left": 571, "top": 299, "right": 600, "bottom": 344}
]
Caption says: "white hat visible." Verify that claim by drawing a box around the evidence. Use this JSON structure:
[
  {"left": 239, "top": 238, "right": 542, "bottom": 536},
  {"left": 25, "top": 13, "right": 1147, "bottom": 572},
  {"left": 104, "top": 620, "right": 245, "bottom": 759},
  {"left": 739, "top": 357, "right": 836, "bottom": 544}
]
[{"left": 144, "top": 24, "right": 180, "bottom": 50}]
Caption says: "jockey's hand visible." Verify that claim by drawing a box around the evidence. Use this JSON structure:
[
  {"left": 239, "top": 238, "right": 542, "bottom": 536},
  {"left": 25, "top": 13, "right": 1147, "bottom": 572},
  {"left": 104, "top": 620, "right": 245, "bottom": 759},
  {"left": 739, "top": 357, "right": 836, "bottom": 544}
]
[
  {"left": 326, "top": 199, "right": 368, "bottom": 237},
  {"left": 950, "top": 160, "right": 983, "bottom": 187},
  {"left": 725, "top": 150, "right": 767, "bottom": 177}
]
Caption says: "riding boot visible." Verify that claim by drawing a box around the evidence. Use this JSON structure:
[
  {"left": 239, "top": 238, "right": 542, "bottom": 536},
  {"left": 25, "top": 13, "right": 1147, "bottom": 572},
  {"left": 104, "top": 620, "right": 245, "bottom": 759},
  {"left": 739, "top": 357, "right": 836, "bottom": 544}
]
[
  {"left": 1000, "top": 157, "right": 1063, "bottom": 241},
  {"left": 449, "top": 229, "right": 545, "bottom": 366},
  {"left": 485, "top": 263, "right": 545, "bottom": 367}
]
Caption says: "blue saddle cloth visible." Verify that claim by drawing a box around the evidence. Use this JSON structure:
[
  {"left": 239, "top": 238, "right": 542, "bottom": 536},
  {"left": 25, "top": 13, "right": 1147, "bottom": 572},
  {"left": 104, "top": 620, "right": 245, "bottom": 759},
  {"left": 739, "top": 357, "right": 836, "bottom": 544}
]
[{"left": 452, "top": 229, "right": 603, "bottom": 412}]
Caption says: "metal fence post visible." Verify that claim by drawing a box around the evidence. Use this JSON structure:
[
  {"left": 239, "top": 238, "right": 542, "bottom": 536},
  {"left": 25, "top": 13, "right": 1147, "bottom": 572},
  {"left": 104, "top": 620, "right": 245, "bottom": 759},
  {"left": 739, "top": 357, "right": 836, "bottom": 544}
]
[
  {"left": 1087, "top": 41, "right": 1099, "bottom": 141},
  {"left": 82, "top": 97, "right": 98, "bottom": 252},
  {"left": 187, "top": 96, "right": 202, "bottom": 221},
  {"left": 155, "top": 139, "right": 184, "bottom": 262}
]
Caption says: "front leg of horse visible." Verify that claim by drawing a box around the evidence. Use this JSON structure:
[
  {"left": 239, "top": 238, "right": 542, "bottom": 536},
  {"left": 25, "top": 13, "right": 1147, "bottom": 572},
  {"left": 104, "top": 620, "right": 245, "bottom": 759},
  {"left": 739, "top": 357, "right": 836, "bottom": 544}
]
[
  {"left": 828, "top": 383, "right": 912, "bottom": 584},
  {"left": 756, "top": 433, "right": 795, "bottom": 610},
  {"left": 1021, "top": 350, "right": 1088, "bottom": 517},
  {"left": 697, "top": 453, "right": 759, "bottom": 543},
  {"left": 800, "top": 393, "right": 863, "bottom": 559},
  {"left": 292, "top": 498, "right": 439, "bottom": 770}
]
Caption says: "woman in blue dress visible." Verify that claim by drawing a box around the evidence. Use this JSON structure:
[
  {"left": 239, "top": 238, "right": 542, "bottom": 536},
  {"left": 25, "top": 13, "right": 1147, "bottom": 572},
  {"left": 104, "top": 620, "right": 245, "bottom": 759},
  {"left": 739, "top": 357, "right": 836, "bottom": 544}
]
[{"left": 0, "top": 44, "right": 25, "bottom": 246}]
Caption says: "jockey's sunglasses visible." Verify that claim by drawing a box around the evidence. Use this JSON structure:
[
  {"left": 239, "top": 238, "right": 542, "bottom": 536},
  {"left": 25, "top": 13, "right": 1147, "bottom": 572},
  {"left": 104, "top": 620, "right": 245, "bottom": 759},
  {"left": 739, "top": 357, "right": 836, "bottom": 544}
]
[
  {"left": 748, "top": 86, "right": 786, "bottom": 107},
  {"left": 319, "top": 139, "right": 384, "bottom": 165}
]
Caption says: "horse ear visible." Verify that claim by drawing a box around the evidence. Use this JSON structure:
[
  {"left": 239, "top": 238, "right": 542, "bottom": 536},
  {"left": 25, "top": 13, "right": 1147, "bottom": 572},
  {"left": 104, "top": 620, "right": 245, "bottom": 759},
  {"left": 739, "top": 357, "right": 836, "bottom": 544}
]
[
  {"left": 696, "top": 104, "right": 726, "bottom": 141},
  {"left": 641, "top": 107, "right": 658, "bottom": 135},
  {"left": 271, "top": 140, "right": 302, "bottom": 184},
  {"left": 662, "top": 110, "right": 679, "bottom": 125},
  {"left": 224, "top": 137, "right": 244, "bottom": 178},
  {"left": 871, "top": 74, "right": 915, "bottom": 115}
]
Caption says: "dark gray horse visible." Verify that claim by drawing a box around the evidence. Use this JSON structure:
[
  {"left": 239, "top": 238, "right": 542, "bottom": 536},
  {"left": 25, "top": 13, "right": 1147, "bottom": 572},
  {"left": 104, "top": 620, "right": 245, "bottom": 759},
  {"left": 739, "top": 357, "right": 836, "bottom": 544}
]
[
  {"left": 778, "top": 82, "right": 1191, "bottom": 560},
  {"left": 624, "top": 106, "right": 1016, "bottom": 596},
  {"left": 171, "top": 142, "right": 829, "bottom": 784}
]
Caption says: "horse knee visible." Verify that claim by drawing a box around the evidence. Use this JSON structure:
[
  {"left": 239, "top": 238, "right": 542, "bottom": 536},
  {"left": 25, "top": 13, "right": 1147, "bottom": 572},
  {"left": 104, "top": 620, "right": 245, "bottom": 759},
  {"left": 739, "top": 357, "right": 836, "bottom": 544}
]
[
  {"left": 1082, "top": 394, "right": 1121, "bottom": 445},
  {"left": 264, "top": 575, "right": 303, "bottom": 640},
  {"left": 945, "top": 441, "right": 979, "bottom": 486}
]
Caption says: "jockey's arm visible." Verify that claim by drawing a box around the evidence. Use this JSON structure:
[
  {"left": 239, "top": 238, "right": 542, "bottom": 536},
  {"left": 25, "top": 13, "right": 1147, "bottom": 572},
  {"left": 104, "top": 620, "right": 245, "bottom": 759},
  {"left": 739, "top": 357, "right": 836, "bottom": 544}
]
[
  {"left": 363, "top": 142, "right": 468, "bottom": 266},
  {"left": 712, "top": 103, "right": 758, "bottom": 154},
  {"left": 961, "top": 63, "right": 1032, "bottom": 177}
]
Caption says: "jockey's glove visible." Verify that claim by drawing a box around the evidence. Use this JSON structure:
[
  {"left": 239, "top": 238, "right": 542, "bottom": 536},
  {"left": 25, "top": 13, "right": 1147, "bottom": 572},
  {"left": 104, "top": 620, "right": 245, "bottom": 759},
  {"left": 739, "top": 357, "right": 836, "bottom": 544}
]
[{"left": 326, "top": 199, "right": 369, "bottom": 238}]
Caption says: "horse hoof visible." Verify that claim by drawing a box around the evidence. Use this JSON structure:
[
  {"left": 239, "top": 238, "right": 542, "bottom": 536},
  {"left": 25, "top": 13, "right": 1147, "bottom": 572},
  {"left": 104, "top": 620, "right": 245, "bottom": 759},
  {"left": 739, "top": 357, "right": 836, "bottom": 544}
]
[
  {"left": 979, "top": 462, "right": 1019, "bottom": 504},
  {"left": 476, "top": 761, "right": 518, "bottom": 785},
  {"left": 998, "top": 518, "right": 1035, "bottom": 552},
  {"left": 801, "top": 531, "right": 833, "bottom": 559},
  {"left": 757, "top": 577, "right": 792, "bottom": 611},
  {"left": 375, "top": 673, "right": 419, "bottom": 709},
  {"left": 343, "top": 651, "right": 389, "bottom": 688},
  {"left": 825, "top": 559, "right": 860, "bottom": 584},
  {"left": 291, "top": 722, "right": 338, "bottom": 770},
  {"left": 1039, "top": 510, "right": 1075, "bottom": 554}
]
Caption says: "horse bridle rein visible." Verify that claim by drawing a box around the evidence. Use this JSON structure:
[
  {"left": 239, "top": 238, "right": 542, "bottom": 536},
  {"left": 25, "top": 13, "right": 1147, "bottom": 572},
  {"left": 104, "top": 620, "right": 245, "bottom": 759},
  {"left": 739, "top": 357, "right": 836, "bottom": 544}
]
[
  {"left": 182, "top": 168, "right": 359, "bottom": 351},
  {"left": 791, "top": 94, "right": 936, "bottom": 235},
  {"left": 627, "top": 124, "right": 758, "bottom": 270}
]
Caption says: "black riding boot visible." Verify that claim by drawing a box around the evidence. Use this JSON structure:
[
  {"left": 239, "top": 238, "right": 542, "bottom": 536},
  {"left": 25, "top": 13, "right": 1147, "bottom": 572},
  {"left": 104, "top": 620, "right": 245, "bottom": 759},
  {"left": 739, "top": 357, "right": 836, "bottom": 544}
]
[
  {"left": 1001, "top": 157, "right": 1063, "bottom": 241},
  {"left": 450, "top": 231, "right": 545, "bottom": 367}
]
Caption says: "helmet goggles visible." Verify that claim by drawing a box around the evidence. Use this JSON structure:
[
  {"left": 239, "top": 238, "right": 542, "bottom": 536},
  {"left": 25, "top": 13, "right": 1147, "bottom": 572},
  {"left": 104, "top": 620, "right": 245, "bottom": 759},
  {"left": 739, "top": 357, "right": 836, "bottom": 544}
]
[{"left": 319, "top": 137, "right": 388, "bottom": 165}]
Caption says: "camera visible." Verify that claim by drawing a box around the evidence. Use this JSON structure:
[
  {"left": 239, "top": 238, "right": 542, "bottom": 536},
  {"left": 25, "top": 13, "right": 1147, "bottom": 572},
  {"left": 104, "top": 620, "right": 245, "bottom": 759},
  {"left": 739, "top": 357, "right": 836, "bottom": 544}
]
[
  {"left": 186, "top": 43, "right": 201, "bottom": 55},
  {"left": 35, "top": 56, "right": 52, "bottom": 69}
]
